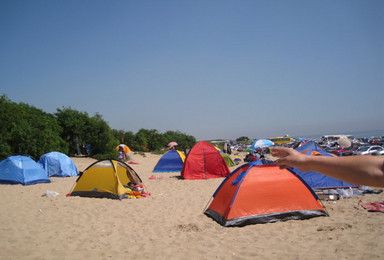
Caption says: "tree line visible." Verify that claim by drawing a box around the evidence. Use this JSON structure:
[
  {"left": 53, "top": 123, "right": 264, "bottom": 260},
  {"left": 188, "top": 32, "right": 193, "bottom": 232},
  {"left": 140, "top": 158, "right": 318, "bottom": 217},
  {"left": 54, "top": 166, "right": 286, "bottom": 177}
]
[{"left": 0, "top": 95, "right": 196, "bottom": 160}]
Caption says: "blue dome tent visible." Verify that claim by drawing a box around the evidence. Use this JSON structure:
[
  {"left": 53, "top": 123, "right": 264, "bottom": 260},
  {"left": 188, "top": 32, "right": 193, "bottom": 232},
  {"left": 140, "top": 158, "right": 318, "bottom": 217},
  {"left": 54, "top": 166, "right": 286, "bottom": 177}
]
[
  {"left": 0, "top": 155, "right": 51, "bottom": 185},
  {"left": 38, "top": 152, "right": 79, "bottom": 177},
  {"left": 153, "top": 150, "right": 186, "bottom": 173}
]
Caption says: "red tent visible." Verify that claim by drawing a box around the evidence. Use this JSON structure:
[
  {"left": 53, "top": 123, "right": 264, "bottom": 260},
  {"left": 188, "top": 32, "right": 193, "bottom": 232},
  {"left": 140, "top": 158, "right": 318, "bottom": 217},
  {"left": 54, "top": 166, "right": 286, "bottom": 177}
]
[
  {"left": 204, "top": 162, "right": 327, "bottom": 227},
  {"left": 181, "top": 141, "right": 230, "bottom": 180}
]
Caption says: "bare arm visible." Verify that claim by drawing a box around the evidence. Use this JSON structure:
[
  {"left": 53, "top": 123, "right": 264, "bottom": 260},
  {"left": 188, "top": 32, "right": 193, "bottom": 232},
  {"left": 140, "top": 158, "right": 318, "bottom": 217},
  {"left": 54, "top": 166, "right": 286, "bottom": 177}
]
[{"left": 271, "top": 147, "right": 384, "bottom": 187}]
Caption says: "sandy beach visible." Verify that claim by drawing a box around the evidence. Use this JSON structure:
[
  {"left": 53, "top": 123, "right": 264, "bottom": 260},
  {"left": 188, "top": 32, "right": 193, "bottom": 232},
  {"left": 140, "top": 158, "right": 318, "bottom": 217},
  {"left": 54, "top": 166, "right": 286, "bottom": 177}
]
[{"left": 1, "top": 152, "right": 383, "bottom": 259}]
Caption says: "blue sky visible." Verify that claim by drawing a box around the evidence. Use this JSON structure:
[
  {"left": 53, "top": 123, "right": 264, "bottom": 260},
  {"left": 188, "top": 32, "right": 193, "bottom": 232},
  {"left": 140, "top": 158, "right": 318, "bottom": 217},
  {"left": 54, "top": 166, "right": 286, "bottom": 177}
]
[{"left": 1, "top": 0, "right": 383, "bottom": 140}]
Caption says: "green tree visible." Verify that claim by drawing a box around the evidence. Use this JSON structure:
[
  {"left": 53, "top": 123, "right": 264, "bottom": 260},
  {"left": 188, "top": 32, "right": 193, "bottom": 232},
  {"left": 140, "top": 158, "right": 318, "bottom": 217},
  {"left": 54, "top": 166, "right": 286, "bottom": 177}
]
[
  {"left": 55, "top": 107, "right": 89, "bottom": 155},
  {"left": 134, "top": 129, "right": 165, "bottom": 152},
  {"left": 236, "top": 136, "right": 250, "bottom": 143},
  {"left": 0, "top": 95, "right": 67, "bottom": 160},
  {"left": 111, "top": 129, "right": 196, "bottom": 153},
  {"left": 163, "top": 130, "right": 196, "bottom": 151},
  {"left": 112, "top": 129, "right": 137, "bottom": 151},
  {"left": 85, "top": 114, "right": 116, "bottom": 155},
  {"left": 55, "top": 108, "right": 116, "bottom": 157}
]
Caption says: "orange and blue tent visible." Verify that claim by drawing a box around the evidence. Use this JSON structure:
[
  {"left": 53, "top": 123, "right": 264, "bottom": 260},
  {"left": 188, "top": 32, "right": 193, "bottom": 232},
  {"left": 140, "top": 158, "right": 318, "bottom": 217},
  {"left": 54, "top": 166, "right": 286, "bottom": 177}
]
[
  {"left": 153, "top": 150, "right": 186, "bottom": 173},
  {"left": 181, "top": 141, "right": 230, "bottom": 180},
  {"left": 204, "top": 161, "right": 327, "bottom": 227}
]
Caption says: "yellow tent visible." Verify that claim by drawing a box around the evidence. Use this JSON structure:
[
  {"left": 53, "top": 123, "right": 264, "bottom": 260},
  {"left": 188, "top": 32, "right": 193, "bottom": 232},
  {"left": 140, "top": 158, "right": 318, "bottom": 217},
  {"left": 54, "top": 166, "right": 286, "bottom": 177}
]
[
  {"left": 68, "top": 159, "right": 144, "bottom": 200},
  {"left": 116, "top": 144, "right": 132, "bottom": 153}
]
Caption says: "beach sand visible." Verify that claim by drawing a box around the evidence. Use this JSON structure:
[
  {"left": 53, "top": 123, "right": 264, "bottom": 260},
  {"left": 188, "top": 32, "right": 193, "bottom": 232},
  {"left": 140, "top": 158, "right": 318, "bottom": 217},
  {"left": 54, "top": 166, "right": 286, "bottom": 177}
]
[{"left": 1, "top": 152, "right": 383, "bottom": 259}]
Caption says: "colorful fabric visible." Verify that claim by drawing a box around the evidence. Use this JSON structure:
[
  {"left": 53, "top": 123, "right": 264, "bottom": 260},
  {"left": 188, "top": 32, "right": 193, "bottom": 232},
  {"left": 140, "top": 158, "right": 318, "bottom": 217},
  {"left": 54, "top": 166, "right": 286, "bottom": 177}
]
[{"left": 359, "top": 200, "right": 384, "bottom": 213}]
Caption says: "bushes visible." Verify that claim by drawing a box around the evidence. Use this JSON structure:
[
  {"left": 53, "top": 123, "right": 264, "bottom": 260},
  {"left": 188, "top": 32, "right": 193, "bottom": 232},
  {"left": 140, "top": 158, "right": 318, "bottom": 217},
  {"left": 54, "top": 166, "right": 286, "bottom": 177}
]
[
  {"left": 0, "top": 95, "right": 68, "bottom": 160},
  {"left": 113, "top": 129, "right": 196, "bottom": 154},
  {"left": 55, "top": 108, "right": 117, "bottom": 157},
  {"left": 0, "top": 95, "right": 197, "bottom": 160}
]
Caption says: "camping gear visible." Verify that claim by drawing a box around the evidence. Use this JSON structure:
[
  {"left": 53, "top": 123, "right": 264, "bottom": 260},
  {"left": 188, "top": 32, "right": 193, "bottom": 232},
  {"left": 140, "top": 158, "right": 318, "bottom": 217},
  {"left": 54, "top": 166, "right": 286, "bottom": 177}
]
[
  {"left": 181, "top": 141, "right": 230, "bottom": 180},
  {"left": 204, "top": 162, "right": 327, "bottom": 227},
  {"left": 38, "top": 152, "right": 79, "bottom": 177},
  {"left": 153, "top": 150, "right": 186, "bottom": 173},
  {"left": 68, "top": 159, "right": 145, "bottom": 200},
  {"left": 221, "top": 153, "right": 236, "bottom": 167},
  {"left": 0, "top": 155, "right": 51, "bottom": 185},
  {"left": 289, "top": 141, "right": 359, "bottom": 189},
  {"left": 250, "top": 139, "right": 274, "bottom": 150}
]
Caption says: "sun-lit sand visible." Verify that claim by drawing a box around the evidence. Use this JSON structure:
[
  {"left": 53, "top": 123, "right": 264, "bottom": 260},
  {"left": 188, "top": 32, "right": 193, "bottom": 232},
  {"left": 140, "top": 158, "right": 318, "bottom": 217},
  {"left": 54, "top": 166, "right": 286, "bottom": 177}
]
[{"left": 1, "top": 152, "right": 383, "bottom": 259}]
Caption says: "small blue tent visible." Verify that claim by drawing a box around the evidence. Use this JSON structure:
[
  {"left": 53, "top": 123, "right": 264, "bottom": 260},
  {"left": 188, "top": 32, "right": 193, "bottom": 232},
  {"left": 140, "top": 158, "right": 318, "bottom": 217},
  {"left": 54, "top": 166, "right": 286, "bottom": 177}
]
[
  {"left": 153, "top": 150, "right": 186, "bottom": 173},
  {"left": 38, "top": 152, "right": 79, "bottom": 177},
  {"left": 288, "top": 141, "right": 358, "bottom": 189},
  {"left": 296, "top": 140, "right": 328, "bottom": 155},
  {"left": 0, "top": 155, "right": 51, "bottom": 185}
]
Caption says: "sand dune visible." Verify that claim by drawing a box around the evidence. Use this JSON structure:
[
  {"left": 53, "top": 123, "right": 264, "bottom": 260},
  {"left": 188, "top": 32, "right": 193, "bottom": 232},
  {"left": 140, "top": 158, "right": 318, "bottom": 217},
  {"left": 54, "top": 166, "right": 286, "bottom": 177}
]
[{"left": 0, "top": 152, "right": 383, "bottom": 259}]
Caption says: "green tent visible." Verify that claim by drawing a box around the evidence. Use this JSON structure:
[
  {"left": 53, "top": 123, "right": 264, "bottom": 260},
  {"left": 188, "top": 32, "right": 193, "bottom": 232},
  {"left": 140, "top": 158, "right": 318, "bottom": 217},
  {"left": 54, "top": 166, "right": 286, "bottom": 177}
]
[{"left": 221, "top": 153, "right": 236, "bottom": 167}]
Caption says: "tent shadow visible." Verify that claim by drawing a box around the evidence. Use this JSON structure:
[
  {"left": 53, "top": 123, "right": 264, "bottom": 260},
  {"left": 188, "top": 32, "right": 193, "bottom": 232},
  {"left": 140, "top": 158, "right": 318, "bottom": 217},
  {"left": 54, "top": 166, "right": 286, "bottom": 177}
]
[{"left": 170, "top": 175, "right": 183, "bottom": 180}]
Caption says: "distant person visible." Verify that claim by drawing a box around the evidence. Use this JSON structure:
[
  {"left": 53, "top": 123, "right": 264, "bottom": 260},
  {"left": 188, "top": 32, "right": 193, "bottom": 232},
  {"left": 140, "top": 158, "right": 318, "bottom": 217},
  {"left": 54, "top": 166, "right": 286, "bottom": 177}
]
[
  {"left": 271, "top": 147, "right": 384, "bottom": 187},
  {"left": 223, "top": 142, "right": 228, "bottom": 153},
  {"left": 118, "top": 146, "right": 128, "bottom": 162},
  {"left": 85, "top": 144, "right": 92, "bottom": 155},
  {"left": 223, "top": 142, "right": 232, "bottom": 154},
  {"left": 227, "top": 143, "right": 232, "bottom": 155},
  {"left": 244, "top": 152, "right": 257, "bottom": 162}
]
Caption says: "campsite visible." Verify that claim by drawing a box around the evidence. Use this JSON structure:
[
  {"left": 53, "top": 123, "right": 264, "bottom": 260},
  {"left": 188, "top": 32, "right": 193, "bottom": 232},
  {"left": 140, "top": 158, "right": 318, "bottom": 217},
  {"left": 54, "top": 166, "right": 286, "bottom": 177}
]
[
  {"left": 1, "top": 149, "right": 384, "bottom": 259},
  {"left": 2, "top": 1, "right": 383, "bottom": 258}
]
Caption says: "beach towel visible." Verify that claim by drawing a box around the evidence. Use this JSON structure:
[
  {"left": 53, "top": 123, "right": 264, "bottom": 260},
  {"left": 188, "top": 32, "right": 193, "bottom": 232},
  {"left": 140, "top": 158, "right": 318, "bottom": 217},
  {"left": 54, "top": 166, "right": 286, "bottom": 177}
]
[
  {"left": 358, "top": 200, "right": 384, "bottom": 213},
  {"left": 128, "top": 161, "right": 139, "bottom": 164}
]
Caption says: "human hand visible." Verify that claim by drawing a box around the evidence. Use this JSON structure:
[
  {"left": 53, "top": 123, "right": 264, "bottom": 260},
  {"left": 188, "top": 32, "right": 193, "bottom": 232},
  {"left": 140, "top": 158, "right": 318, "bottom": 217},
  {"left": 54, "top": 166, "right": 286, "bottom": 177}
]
[{"left": 271, "top": 147, "right": 307, "bottom": 170}]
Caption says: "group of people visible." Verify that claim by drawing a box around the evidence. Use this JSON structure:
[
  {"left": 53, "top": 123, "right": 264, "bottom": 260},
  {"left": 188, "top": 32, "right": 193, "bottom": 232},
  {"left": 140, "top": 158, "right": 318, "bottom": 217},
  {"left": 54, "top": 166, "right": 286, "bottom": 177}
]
[{"left": 244, "top": 150, "right": 265, "bottom": 162}]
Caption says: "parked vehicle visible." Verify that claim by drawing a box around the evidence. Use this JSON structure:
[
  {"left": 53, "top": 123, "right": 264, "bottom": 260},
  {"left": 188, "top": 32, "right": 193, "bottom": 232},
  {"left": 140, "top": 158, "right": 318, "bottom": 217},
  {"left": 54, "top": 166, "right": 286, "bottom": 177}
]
[
  {"left": 268, "top": 136, "right": 293, "bottom": 145},
  {"left": 353, "top": 145, "right": 384, "bottom": 156},
  {"left": 329, "top": 147, "right": 355, "bottom": 156},
  {"left": 325, "top": 147, "right": 340, "bottom": 154},
  {"left": 371, "top": 140, "right": 384, "bottom": 146}
]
